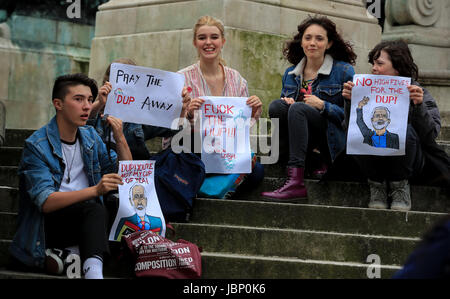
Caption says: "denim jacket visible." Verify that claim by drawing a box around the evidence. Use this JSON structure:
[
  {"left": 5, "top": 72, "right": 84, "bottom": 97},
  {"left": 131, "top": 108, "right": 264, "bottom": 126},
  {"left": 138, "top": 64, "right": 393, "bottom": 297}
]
[
  {"left": 9, "top": 117, "right": 118, "bottom": 268},
  {"left": 281, "top": 55, "right": 355, "bottom": 161}
]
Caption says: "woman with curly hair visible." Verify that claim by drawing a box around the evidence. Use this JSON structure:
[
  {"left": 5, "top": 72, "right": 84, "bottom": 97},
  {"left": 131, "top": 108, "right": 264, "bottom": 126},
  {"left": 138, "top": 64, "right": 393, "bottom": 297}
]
[{"left": 261, "top": 16, "right": 356, "bottom": 202}]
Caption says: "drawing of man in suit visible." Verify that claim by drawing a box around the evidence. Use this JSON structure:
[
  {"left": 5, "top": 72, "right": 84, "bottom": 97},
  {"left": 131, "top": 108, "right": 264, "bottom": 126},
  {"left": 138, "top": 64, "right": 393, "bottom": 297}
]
[
  {"left": 114, "top": 183, "right": 162, "bottom": 241},
  {"left": 356, "top": 96, "right": 399, "bottom": 149}
]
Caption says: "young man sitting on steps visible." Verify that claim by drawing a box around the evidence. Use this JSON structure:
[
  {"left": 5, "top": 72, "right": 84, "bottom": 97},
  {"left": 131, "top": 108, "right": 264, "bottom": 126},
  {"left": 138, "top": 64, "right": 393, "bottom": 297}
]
[{"left": 9, "top": 73, "right": 132, "bottom": 279}]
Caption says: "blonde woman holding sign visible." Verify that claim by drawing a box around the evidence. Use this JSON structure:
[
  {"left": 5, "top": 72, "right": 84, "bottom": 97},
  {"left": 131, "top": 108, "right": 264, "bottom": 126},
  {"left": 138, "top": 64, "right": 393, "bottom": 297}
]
[
  {"left": 179, "top": 15, "right": 264, "bottom": 197},
  {"left": 342, "top": 40, "right": 447, "bottom": 211}
]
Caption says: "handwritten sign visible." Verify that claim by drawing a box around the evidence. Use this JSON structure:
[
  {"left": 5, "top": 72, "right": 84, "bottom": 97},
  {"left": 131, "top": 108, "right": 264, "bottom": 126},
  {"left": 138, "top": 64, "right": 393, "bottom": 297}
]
[
  {"left": 104, "top": 63, "right": 185, "bottom": 129},
  {"left": 347, "top": 74, "right": 411, "bottom": 156},
  {"left": 109, "top": 160, "right": 166, "bottom": 242},
  {"left": 200, "top": 96, "right": 252, "bottom": 174}
]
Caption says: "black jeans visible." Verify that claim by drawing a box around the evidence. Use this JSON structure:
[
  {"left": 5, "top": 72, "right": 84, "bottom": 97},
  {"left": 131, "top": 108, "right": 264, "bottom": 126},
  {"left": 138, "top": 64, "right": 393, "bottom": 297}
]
[
  {"left": 269, "top": 99, "right": 330, "bottom": 168},
  {"left": 44, "top": 200, "right": 109, "bottom": 263},
  {"left": 352, "top": 124, "right": 424, "bottom": 182}
]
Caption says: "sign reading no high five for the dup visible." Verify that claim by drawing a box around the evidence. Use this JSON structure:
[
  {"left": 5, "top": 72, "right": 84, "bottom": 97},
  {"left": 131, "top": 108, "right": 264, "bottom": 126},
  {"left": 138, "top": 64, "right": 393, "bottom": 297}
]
[
  {"left": 104, "top": 63, "right": 185, "bottom": 129},
  {"left": 347, "top": 74, "right": 411, "bottom": 156}
]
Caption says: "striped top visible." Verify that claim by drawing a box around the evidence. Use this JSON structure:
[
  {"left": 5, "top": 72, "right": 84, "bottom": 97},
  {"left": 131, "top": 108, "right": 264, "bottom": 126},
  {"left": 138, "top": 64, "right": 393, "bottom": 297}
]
[{"left": 178, "top": 61, "right": 249, "bottom": 98}]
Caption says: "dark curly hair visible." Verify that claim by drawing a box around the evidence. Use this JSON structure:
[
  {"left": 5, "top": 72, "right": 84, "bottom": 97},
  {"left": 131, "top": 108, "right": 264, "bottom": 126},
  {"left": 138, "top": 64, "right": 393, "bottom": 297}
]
[
  {"left": 283, "top": 16, "right": 357, "bottom": 66},
  {"left": 368, "top": 40, "right": 419, "bottom": 81}
]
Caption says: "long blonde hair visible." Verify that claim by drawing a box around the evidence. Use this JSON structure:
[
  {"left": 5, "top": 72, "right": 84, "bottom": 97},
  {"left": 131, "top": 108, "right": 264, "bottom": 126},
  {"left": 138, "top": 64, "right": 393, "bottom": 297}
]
[{"left": 193, "top": 16, "right": 226, "bottom": 65}]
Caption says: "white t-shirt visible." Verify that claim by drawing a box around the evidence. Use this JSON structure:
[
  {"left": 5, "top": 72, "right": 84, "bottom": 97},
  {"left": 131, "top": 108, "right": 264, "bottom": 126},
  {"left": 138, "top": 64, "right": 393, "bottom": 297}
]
[{"left": 59, "top": 138, "right": 89, "bottom": 192}]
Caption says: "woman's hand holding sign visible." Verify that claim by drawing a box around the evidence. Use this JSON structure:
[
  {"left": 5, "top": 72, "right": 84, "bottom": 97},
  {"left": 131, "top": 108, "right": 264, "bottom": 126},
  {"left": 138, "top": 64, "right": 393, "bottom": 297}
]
[
  {"left": 342, "top": 81, "right": 354, "bottom": 100},
  {"left": 187, "top": 97, "right": 205, "bottom": 120},
  {"left": 246, "top": 95, "right": 262, "bottom": 120},
  {"left": 181, "top": 86, "right": 192, "bottom": 118}
]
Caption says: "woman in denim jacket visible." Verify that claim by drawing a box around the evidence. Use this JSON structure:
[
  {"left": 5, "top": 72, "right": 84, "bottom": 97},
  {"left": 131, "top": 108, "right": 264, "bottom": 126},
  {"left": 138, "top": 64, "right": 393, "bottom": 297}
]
[{"left": 261, "top": 16, "right": 356, "bottom": 202}]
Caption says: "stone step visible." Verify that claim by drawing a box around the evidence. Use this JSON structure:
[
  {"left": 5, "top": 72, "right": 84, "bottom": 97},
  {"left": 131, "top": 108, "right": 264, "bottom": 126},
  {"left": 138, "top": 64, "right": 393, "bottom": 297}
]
[
  {"left": 172, "top": 223, "right": 418, "bottom": 266},
  {"left": 4, "top": 128, "right": 450, "bottom": 163},
  {"left": 0, "top": 269, "right": 64, "bottom": 279},
  {"left": 4, "top": 129, "right": 34, "bottom": 148},
  {"left": 0, "top": 212, "right": 419, "bottom": 265},
  {"left": 199, "top": 252, "right": 400, "bottom": 279},
  {"left": 0, "top": 240, "right": 400, "bottom": 279},
  {"left": 439, "top": 126, "right": 450, "bottom": 142},
  {"left": 0, "top": 213, "right": 17, "bottom": 240},
  {"left": 0, "top": 186, "right": 19, "bottom": 213},
  {"left": 1, "top": 199, "right": 445, "bottom": 239},
  {"left": 189, "top": 199, "right": 445, "bottom": 238},
  {"left": 1, "top": 172, "right": 448, "bottom": 215},
  {"left": 0, "top": 167, "right": 18, "bottom": 187},
  {"left": 238, "top": 177, "right": 450, "bottom": 213},
  {"left": 0, "top": 147, "right": 22, "bottom": 167}
]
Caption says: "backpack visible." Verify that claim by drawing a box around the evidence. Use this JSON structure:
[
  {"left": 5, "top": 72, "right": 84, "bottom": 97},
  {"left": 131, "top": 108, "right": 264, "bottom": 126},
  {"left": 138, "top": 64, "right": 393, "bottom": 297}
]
[{"left": 153, "top": 148, "right": 206, "bottom": 222}]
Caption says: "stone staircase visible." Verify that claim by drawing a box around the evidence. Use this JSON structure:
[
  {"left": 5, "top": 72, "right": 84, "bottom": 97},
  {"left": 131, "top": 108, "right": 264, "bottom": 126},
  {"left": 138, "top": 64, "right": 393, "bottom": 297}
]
[{"left": 0, "top": 126, "right": 449, "bottom": 279}]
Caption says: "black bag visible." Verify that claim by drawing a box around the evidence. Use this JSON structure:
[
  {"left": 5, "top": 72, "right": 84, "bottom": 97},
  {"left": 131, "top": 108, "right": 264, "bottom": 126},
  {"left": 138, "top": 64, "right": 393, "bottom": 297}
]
[{"left": 153, "top": 148, "right": 205, "bottom": 222}]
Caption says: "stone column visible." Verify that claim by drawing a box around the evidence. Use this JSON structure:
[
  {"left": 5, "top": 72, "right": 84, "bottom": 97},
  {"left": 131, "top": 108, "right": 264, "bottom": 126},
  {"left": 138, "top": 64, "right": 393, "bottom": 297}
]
[
  {"left": 383, "top": 0, "right": 450, "bottom": 115},
  {"left": 89, "top": 0, "right": 381, "bottom": 115},
  {"left": 0, "top": 100, "right": 5, "bottom": 145}
]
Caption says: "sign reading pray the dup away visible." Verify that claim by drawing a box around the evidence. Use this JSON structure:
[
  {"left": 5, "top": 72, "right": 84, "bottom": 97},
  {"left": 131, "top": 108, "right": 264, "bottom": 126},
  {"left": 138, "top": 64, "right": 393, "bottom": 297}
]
[{"left": 104, "top": 63, "right": 185, "bottom": 129}]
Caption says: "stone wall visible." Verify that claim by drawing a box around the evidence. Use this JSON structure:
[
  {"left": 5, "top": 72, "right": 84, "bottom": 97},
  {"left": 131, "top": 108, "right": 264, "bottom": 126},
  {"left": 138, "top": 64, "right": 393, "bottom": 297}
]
[
  {"left": 89, "top": 0, "right": 381, "bottom": 119},
  {"left": 0, "top": 1, "right": 106, "bottom": 129},
  {"left": 13, "top": 1, "right": 450, "bottom": 129},
  {"left": 383, "top": 0, "right": 450, "bottom": 114}
]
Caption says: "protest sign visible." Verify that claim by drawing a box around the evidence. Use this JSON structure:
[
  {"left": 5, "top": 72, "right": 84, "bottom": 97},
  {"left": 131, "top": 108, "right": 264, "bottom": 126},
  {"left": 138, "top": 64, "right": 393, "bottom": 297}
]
[
  {"left": 109, "top": 160, "right": 166, "bottom": 242},
  {"left": 347, "top": 74, "right": 411, "bottom": 156},
  {"left": 104, "top": 63, "right": 185, "bottom": 129},
  {"left": 200, "top": 96, "right": 252, "bottom": 174}
]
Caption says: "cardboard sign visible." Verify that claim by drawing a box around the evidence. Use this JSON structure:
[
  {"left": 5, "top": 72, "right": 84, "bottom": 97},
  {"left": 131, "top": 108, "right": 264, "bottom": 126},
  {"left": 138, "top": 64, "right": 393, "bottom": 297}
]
[
  {"left": 200, "top": 96, "right": 252, "bottom": 174},
  {"left": 109, "top": 160, "right": 166, "bottom": 242},
  {"left": 104, "top": 63, "right": 185, "bottom": 129},
  {"left": 347, "top": 74, "right": 411, "bottom": 156}
]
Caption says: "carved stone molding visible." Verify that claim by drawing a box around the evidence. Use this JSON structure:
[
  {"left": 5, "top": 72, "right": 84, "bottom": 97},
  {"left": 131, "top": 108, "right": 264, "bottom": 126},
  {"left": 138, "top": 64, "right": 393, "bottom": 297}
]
[{"left": 386, "top": 0, "right": 442, "bottom": 27}]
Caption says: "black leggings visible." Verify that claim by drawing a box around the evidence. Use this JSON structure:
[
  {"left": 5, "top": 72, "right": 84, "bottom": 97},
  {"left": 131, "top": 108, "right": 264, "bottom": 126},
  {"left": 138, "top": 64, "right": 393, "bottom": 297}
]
[
  {"left": 269, "top": 99, "right": 330, "bottom": 168},
  {"left": 44, "top": 200, "right": 109, "bottom": 263}
]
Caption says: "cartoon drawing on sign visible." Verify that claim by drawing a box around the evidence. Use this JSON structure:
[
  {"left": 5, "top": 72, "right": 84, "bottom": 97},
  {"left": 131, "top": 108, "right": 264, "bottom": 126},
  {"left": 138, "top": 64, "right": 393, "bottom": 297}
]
[
  {"left": 114, "top": 183, "right": 163, "bottom": 241},
  {"left": 356, "top": 96, "right": 399, "bottom": 149}
]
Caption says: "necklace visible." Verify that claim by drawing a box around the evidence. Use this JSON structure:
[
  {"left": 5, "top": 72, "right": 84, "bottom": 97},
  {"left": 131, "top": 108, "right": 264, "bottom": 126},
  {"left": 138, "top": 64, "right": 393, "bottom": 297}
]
[{"left": 61, "top": 141, "right": 78, "bottom": 184}]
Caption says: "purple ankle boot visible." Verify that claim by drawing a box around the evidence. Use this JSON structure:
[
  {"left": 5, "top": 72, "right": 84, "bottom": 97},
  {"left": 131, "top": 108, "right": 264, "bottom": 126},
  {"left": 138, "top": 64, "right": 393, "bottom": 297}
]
[{"left": 261, "top": 167, "right": 307, "bottom": 203}]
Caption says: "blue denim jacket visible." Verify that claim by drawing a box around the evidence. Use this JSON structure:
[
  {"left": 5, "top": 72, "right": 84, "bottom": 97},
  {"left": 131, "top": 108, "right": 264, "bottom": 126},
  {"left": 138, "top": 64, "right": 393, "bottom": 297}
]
[
  {"left": 9, "top": 117, "right": 118, "bottom": 268},
  {"left": 281, "top": 55, "right": 355, "bottom": 160}
]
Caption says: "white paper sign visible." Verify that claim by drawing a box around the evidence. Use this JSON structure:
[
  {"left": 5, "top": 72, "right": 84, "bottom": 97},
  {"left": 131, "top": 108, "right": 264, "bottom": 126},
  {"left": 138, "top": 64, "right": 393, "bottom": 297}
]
[
  {"left": 200, "top": 97, "right": 252, "bottom": 174},
  {"left": 347, "top": 74, "right": 411, "bottom": 156},
  {"left": 109, "top": 160, "right": 166, "bottom": 242},
  {"left": 104, "top": 63, "right": 185, "bottom": 129}
]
